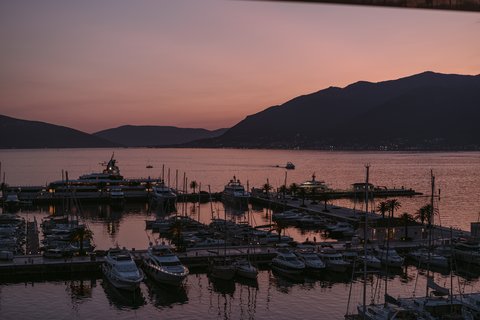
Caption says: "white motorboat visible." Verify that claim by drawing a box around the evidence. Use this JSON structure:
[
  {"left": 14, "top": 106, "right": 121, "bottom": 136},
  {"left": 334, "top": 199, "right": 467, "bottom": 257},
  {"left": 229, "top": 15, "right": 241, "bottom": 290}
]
[
  {"left": 151, "top": 183, "right": 177, "bottom": 205},
  {"left": 357, "top": 302, "right": 425, "bottom": 320},
  {"left": 102, "top": 248, "right": 144, "bottom": 291},
  {"left": 271, "top": 247, "right": 305, "bottom": 275},
  {"left": 317, "top": 249, "right": 350, "bottom": 272},
  {"left": 409, "top": 248, "right": 449, "bottom": 269},
  {"left": 299, "top": 173, "right": 330, "bottom": 192},
  {"left": 222, "top": 176, "right": 250, "bottom": 205},
  {"left": 375, "top": 247, "right": 404, "bottom": 268},
  {"left": 357, "top": 254, "right": 382, "bottom": 269},
  {"left": 272, "top": 210, "right": 303, "bottom": 223},
  {"left": 326, "top": 221, "right": 356, "bottom": 237},
  {"left": 295, "top": 247, "right": 325, "bottom": 273},
  {"left": 234, "top": 258, "right": 258, "bottom": 280},
  {"left": 142, "top": 244, "right": 189, "bottom": 285}
]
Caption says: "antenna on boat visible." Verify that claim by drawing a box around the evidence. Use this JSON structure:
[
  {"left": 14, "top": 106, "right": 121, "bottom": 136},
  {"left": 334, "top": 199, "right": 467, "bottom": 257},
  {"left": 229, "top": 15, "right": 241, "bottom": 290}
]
[{"left": 363, "top": 164, "right": 370, "bottom": 316}]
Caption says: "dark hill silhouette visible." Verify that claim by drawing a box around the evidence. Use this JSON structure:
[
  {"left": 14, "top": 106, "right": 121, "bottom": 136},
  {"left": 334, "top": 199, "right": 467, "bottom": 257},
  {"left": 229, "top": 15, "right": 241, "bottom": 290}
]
[
  {"left": 187, "top": 71, "right": 480, "bottom": 150},
  {"left": 94, "top": 125, "right": 227, "bottom": 147},
  {"left": 0, "top": 115, "right": 118, "bottom": 149}
]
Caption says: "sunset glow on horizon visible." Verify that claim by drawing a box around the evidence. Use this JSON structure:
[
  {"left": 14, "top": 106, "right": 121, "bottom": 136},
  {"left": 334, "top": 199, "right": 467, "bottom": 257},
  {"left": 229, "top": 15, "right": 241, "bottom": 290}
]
[{"left": 1, "top": 0, "right": 479, "bottom": 133}]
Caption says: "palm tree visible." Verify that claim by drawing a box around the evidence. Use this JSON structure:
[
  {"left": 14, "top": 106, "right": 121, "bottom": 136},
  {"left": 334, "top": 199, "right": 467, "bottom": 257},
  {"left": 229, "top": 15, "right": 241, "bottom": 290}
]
[
  {"left": 376, "top": 201, "right": 389, "bottom": 219},
  {"left": 386, "top": 199, "right": 401, "bottom": 219},
  {"left": 273, "top": 220, "right": 288, "bottom": 241},
  {"left": 279, "top": 184, "right": 288, "bottom": 200},
  {"left": 299, "top": 188, "right": 307, "bottom": 207},
  {"left": 263, "top": 182, "right": 272, "bottom": 199},
  {"left": 321, "top": 193, "right": 330, "bottom": 212},
  {"left": 289, "top": 183, "right": 299, "bottom": 198},
  {"left": 414, "top": 204, "right": 428, "bottom": 225},
  {"left": 399, "top": 212, "right": 414, "bottom": 240},
  {"left": 189, "top": 180, "right": 198, "bottom": 194},
  {"left": 69, "top": 226, "right": 94, "bottom": 256}
]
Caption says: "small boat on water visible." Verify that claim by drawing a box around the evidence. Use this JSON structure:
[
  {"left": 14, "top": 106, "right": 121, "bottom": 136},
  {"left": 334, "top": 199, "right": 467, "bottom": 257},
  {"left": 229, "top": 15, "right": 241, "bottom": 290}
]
[
  {"left": 142, "top": 244, "right": 189, "bottom": 285},
  {"left": 222, "top": 176, "right": 250, "bottom": 205},
  {"left": 271, "top": 246, "right": 305, "bottom": 275},
  {"left": 285, "top": 162, "right": 295, "bottom": 170},
  {"left": 234, "top": 258, "right": 258, "bottom": 280},
  {"left": 102, "top": 248, "right": 144, "bottom": 291}
]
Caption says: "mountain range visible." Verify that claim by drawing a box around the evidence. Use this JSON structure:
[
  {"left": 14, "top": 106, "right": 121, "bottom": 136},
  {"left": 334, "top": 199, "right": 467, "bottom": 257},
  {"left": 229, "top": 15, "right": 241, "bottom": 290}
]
[
  {"left": 2, "top": 71, "right": 479, "bottom": 150},
  {"left": 0, "top": 115, "right": 117, "bottom": 149},
  {"left": 187, "top": 71, "right": 480, "bottom": 150}
]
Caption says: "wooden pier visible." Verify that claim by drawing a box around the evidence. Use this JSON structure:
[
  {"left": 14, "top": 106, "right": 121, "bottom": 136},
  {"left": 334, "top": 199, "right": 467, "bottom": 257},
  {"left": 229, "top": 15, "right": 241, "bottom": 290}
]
[{"left": 0, "top": 245, "right": 276, "bottom": 277}]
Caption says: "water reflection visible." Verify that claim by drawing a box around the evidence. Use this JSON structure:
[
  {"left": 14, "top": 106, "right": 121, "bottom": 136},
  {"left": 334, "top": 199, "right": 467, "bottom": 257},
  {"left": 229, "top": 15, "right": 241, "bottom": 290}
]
[
  {"left": 270, "top": 270, "right": 304, "bottom": 293},
  {"left": 101, "top": 279, "right": 146, "bottom": 310},
  {"left": 208, "top": 276, "right": 236, "bottom": 295},
  {"left": 67, "top": 278, "right": 95, "bottom": 302},
  {"left": 143, "top": 277, "right": 188, "bottom": 309}
]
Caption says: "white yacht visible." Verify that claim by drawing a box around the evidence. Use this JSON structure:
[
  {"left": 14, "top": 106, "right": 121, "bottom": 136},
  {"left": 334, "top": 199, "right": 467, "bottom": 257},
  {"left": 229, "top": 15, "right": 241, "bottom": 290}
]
[
  {"left": 375, "top": 247, "right": 404, "bottom": 268},
  {"left": 271, "top": 247, "right": 305, "bottom": 275},
  {"left": 357, "top": 253, "right": 382, "bottom": 269},
  {"left": 317, "top": 249, "right": 350, "bottom": 272},
  {"left": 151, "top": 183, "right": 177, "bottom": 206},
  {"left": 299, "top": 173, "right": 330, "bottom": 192},
  {"left": 295, "top": 247, "right": 325, "bottom": 273},
  {"left": 222, "top": 176, "right": 250, "bottom": 205},
  {"left": 102, "top": 248, "right": 144, "bottom": 291},
  {"left": 142, "top": 244, "right": 189, "bottom": 285}
]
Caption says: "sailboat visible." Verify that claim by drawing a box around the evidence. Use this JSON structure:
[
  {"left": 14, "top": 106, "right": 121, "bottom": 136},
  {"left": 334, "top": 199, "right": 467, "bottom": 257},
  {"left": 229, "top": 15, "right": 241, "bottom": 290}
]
[
  {"left": 209, "top": 206, "right": 236, "bottom": 280},
  {"left": 395, "top": 171, "right": 468, "bottom": 320},
  {"left": 346, "top": 165, "right": 421, "bottom": 320}
]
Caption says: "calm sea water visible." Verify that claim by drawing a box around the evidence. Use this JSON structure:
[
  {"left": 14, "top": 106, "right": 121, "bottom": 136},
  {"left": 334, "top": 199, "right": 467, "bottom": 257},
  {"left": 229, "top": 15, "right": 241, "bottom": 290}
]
[{"left": 1, "top": 148, "right": 480, "bottom": 319}]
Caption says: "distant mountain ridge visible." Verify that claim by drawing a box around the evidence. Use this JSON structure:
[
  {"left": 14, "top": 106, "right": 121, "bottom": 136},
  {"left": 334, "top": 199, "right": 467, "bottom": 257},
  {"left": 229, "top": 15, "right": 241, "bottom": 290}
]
[
  {"left": 2, "top": 71, "right": 479, "bottom": 150},
  {"left": 0, "top": 115, "right": 117, "bottom": 149},
  {"left": 187, "top": 71, "right": 480, "bottom": 150},
  {"left": 94, "top": 125, "right": 228, "bottom": 147}
]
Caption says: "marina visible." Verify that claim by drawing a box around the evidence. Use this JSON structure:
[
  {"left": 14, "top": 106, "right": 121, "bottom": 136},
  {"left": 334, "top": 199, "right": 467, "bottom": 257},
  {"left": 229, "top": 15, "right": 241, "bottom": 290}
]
[{"left": 1, "top": 148, "right": 480, "bottom": 319}]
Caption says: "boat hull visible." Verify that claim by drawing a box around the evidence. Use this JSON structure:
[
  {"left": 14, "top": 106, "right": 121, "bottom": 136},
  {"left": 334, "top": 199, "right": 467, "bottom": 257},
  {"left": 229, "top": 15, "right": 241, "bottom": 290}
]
[
  {"left": 143, "top": 263, "right": 187, "bottom": 286},
  {"left": 102, "top": 264, "right": 143, "bottom": 291}
]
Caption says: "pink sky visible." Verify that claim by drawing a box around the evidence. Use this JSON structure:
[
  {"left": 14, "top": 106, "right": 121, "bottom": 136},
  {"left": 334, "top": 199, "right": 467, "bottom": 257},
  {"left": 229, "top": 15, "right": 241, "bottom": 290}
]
[{"left": 0, "top": 0, "right": 479, "bottom": 133}]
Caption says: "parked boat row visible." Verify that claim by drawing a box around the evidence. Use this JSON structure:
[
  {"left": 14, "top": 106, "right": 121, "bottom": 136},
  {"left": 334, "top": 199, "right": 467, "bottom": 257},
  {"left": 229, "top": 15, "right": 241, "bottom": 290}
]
[
  {"left": 0, "top": 213, "right": 25, "bottom": 256},
  {"left": 41, "top": 215, "right": 94, "bottom": 258}
]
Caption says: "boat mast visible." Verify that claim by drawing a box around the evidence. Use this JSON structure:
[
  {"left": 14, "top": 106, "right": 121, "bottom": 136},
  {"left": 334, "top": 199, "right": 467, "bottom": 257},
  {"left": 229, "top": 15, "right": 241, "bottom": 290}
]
[
  {"left": 363, "top": 164, "right": 370, "bottom": 318},
  {"left": 426, "top": 170, "right": 435, "bottom": 297}
]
